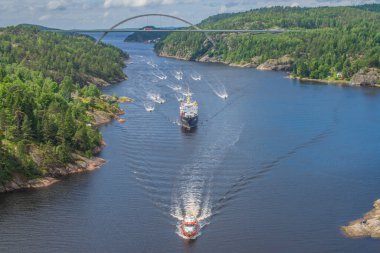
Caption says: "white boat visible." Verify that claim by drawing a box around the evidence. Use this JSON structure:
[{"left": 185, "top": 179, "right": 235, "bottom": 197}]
[
  {"left": 144, "top": 102, "right": 155, "bottom": 112},
  {"left": 220, "top": 94, "right": 228, "bottom": 99},
  {"left": 173, "top": 85, "right": 182, "bottom": 91},
  {"left": 191, "top": 74, "right": 201, "bottom": 81},
  {"left": 148, "top": 93, "right": 166, "bottom": 104},
  {"left": 174, "top": 71, "right": 183, "bottom": 80}
]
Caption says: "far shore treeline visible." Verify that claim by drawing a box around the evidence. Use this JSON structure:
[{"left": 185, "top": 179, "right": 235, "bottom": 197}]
[
  {"left": 156, "top": 4, "right": 380, "bottom": 83},
  {"left": 0, "top": 26, "right": 127, "bottom": 185}
]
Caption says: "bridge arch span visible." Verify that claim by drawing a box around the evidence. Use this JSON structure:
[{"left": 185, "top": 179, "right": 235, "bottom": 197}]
[{"left": 96, "top": 13, "right": 215, "bottom": 46}]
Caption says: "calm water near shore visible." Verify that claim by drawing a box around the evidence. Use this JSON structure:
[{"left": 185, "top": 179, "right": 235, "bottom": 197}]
[{"left": 1, "top": 34, "right": 380, "bottom": 252}]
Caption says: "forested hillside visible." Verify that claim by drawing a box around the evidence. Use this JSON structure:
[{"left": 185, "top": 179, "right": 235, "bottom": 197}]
[
  {"left": 0, "top": 26, "right": 127, "bottom": 85},
  {"left": 156, "top": 4, "right": 380, "bottom": 83},
  {"left": 0, "top": 27, "right": 127, "bottom": 188}
]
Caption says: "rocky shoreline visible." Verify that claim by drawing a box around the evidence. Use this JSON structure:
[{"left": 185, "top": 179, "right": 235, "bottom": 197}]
[
  {"left": 342, "top": 199, "right": 380, "bottom": 239},
  {"left": 0, "top": 155, "right": 106, "bottom": 193},
  {"left": 158, "top": 52, "right": 380, "bottom": 87},
  {"left": 0, "top": 96, "right": 131, "bottom": 194},
  {"left": 84, "top": 73, "right": 128, "bottom": 87}
]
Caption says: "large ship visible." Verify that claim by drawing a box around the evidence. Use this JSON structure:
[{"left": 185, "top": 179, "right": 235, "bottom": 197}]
[{"left": 180, "top": 94, "right": 198, "bottom": 129}]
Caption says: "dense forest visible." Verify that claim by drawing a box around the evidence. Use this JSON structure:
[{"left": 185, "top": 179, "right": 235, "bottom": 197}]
[
  {"left": 0, "top": 26, "right": 127, "bottom": 85},
  {"left": 156, "top": 4, "right": 380, "bottom": 82},
  {"left": 0, "top": 27, "right": 127, "bottom": 186}
]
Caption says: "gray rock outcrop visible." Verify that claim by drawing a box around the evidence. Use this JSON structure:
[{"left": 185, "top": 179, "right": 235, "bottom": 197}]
[
  {"left": 342, "top": 199, "right": 380, "bottom": 239},
  {"left": 351, "top": 68, "right": 380, "bottom": 86},
  {"left": 257, "top": 55, "right": 293, "bottom": 71}
]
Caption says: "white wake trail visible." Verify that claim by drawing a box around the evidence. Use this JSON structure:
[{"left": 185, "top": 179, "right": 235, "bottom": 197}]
[
  {"left": 171, "top": 123, "right": 243, "bottom": 238},
  {"left": 207, "top": 78, "right": 229, "bottom": 100}
]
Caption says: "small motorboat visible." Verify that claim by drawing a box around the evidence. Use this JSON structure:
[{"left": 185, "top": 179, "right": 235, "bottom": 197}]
[
  {"left": 180, "top": 216, "right": 200, "bottom": 239},
  {"left": 221, "top": 94, "right": 228, "bottom": 99},
  {"left": 149, "top": 94, "right": 166, "bottom": 104},
  {"left": 144, "top": 102, "right": 155, "bottom": 112}
]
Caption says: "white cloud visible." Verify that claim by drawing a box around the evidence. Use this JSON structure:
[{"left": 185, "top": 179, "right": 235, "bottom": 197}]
[
  {"left": 47, "top": 0, "right": 68, "bottom": 11},
  {"left": 39, "top": 15, "right": 51, "bottom": 21},
  {"left": 104, "top": 0, "right": 193, "bottom": 8},
  {"left": 1, "top": 0, "right": 380, "bottom": 30}
]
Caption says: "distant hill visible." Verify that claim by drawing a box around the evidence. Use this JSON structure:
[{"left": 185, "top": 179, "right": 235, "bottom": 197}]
[
  {"left": 353, "top": 3, "right": 380, "bottom": 12},
  {"left": 124, "top": 26, "right": 172, "bottom": 43},
  {"left": 156, "top": 4, "right": 380, "bottom": 84},
  {"left": 18, "top": 24, "right": 59, "bottom": 31}
]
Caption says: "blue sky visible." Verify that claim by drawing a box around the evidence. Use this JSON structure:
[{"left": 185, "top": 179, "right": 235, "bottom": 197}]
[{"left": 0, "top": 0, "right": 378, "bottom": 29}]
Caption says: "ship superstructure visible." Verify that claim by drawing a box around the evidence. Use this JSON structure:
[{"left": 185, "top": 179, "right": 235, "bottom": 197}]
[{"left": 180, "top": 94, "right": 198, "bottom": 129}]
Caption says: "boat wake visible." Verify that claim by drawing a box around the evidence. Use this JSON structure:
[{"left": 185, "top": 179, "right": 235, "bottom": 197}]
[
  {"left": 167, "top": 83, "right": 182, "bottom": 92},
  {"left": 147, "top": 60, "right": 158, "bottom": 68},
  {"left": 152, "top": 69, "right": 167, "bottom": 80},
  {"left": 216, "top": 91, "right": 228, "bottom": 100},
  {"left": 211, "top": 108, "right": 339, "bottom": 216},
  {"left": 144, "top": 101, "right": 155, "bottom": 112},
  {"left": 175, "top": 93, "right": 185, "bottom": 102},
  {"left": 207, "top": 80, "right": 229, "bottom": 100},
  {"left": 171, "top": 123, "right": 243, "bottom": 239},
  {"left": 174, "top": 71, "right": 183, "bottom": 81},
  {"left": 180, "top": 88, "right": 193, "bottom": 97},
  {"left": 147, "top": 92, "right": 166, "bottom": 104},
  {"left": 190, "top": 72, "right": 202, "bottom": 81}
]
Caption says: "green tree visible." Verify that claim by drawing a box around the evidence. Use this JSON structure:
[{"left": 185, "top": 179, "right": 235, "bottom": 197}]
[
  {"left": 59, "top": 76, "right": 75, "bottom": 100},
  {"left": 21, "top": 114, "right": 33, "bottom": 139}
]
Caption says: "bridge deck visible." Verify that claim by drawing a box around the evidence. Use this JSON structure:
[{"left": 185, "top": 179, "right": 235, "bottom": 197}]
[{"left": 49, "top": 29, "right": 291, "bottom": 34}]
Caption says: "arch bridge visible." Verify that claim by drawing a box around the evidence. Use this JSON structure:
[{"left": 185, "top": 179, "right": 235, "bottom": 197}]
[{"left": 52, "top": 13, "right": 291, "bottom": 46}]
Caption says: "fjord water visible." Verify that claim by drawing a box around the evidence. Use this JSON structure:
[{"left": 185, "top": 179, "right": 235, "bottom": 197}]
[{"left": 1, "top": 34, "right": 380, "bottom": 253}]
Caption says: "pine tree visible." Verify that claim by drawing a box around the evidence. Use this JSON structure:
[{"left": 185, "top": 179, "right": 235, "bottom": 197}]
[
  {"left": 21, "top": 114, "right": 33, "bottom": 140},
  {"left": 59, "top": 76, "right": 75, "bottom": 100}
]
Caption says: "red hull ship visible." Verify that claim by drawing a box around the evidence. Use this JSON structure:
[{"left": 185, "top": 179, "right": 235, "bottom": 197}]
[{"left": 180, "top": 216, "right": 200, "bottom": 239}]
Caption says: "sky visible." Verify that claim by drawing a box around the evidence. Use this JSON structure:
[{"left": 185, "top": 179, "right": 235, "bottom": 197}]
[{"left": 0, "top": 0, "right": 378, "bottom": 29}]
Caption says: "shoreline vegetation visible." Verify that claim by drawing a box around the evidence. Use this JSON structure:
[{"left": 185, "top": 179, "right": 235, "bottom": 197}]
[
  {"left": 158, "top": 52, "right": 380, "bottom": 88},
  {"left": 0, "top": 95, "right": 131, "bottom": 193},
  {"left": 155, "top": 4, "right": 380, "bottom": 87},
  {"left": 342, "top": 199, "right": 380, "bottom": 239},
  {"left": 0, "top": 26, "right": 131, "bottom": 193}
]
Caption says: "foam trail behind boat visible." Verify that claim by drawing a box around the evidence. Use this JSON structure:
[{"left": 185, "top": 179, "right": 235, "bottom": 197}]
[
  {"left": 207, "top": 78, "right": 229, "bottom": 100},
  {"left": 171, "top": 123, "right": 243, "bottom": 238},
  {"left": 152, "top": 69, "right": 168, "bottom": 80},
  {"left": 173, "top": 70, "right": 183, "bottom": 81},
  {"left": 175, "top": 93, "right": 184, "bottom": 102},
  {"left": 144, "top": 101, "right": 155, "bottom": 112},
  {"left": 190, "top": 71, "right": 202, "bottom": 81}
]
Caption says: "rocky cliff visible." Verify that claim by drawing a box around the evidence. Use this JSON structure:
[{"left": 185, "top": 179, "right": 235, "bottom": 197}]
[
  {"left": 351, "top": 68, "right": 380, "bottom": 87},
  {"left": 257, "top": 55, "right": 293, "bottom": 71},
  {"left": 0, "top": 155, "right": 106, "bottom": 193}
]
